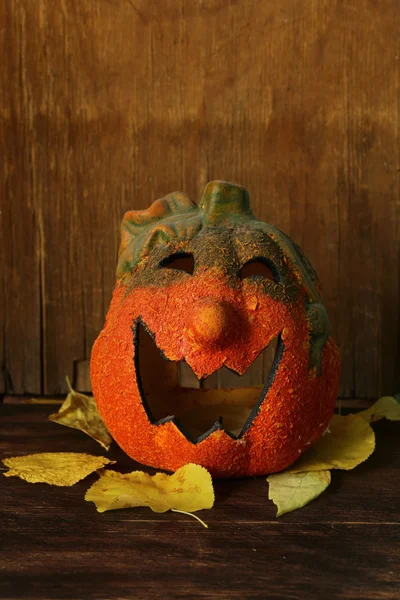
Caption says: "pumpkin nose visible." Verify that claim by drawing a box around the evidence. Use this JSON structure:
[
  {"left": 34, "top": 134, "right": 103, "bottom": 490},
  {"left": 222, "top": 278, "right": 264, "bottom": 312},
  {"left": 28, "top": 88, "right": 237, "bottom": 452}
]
[{"left": 186, "top": 297, "right": 236, "bottom": 347}]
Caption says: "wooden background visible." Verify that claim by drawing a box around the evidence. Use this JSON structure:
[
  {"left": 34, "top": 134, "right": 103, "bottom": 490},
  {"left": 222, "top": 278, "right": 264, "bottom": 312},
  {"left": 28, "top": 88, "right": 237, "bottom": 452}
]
[{"left": 1, "top": 0, "right": 399, "bottom": 399}]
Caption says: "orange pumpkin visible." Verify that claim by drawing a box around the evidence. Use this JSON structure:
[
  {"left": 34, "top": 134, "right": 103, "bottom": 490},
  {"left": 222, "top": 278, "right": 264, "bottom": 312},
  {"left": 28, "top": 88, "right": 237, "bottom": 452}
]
[{"left": 91, "top": 181, "right": 340, "bottom": 478}]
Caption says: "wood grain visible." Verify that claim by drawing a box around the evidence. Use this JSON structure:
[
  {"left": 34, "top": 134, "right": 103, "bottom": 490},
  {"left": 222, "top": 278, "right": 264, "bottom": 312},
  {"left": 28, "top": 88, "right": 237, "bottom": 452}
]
[
  {"left": 74, "top": 360, "right": 91, "bottom": 393},
  {"left": 1, "top": 0, "right": 399, "bottom": 397},
  {"left": 0, "top": 1, "right": 42, "bottom": 395},
  {"left": 0, "top": 404, "right": 399, "bottom": 599}
]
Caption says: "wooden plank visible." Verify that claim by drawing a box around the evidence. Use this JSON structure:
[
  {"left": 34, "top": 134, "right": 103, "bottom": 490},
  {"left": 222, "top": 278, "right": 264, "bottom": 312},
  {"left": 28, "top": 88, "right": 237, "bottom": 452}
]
[
  {"left": 0, "top": 405, "right": 399, "bottom": 599},
  {"left": 74, "top": 360, "right": 91, "bottom": 393},
  {"left": 1, "top": 522, "right": 398, "bottom": 600},
  {"left": 0, "top": 1, "right": 42, "bottom": 394},
  {"left": 2, "top": 394, "right": 374, "bottom": 410},
  {"left": 2, "top": 0, "right": 399, "bottom": 397},
  {"left": 2, "top": 397, "right": 62, "bottom": 405},
  {"left": 338, "top": 1, "right": 400, "bottom": 398},
  {"left": 26, "top": 2, "right": 86, "bottom": 394}
]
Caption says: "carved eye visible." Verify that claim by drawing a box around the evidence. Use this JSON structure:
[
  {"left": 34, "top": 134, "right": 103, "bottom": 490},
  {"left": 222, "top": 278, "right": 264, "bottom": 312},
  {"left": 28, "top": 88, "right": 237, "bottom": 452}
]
[
  {"left": 159, "top": 252, "right": 195, "bottom": 275},
  {"left": 239, "top": 258, "right": 277, "bottom": 282}
]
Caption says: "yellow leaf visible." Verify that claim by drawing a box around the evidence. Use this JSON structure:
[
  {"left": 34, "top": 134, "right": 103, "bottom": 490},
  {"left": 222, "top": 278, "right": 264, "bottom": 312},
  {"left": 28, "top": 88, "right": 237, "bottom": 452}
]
[
  {"left": 356, "top": 396, "right": 400, "bottom": 423},
  {"left": 3, "top": 453, "right": 115, "bottom": 486},
  {"left": 267, "top": 470, "right": 331, "bottom": 516},
  {"left": 49, "top": 377, "right": 112, "bottom": 450},
  {"left": 85, "top": 463, "right": 214, "bottom": 524},
  {"left": 290, "top": 415, "right": 375, "bottom": 473}
]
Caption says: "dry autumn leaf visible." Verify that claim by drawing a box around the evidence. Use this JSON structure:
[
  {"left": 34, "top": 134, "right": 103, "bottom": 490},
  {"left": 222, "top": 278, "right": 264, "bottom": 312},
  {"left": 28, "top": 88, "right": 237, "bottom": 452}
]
[
  {"left": 267, "top": 413, "right": 377, "bottom": 516},
  {"left": 49, "top": 377, "right": 112, "bottom": 450},
  {"left": 356, "top": 396, "right": 400, "bottom": 423},
  {"left": 85, "top": 463, "right": 214, "bottom": 526},
  {"left": 289, "top": 414, "right": 375, "bottom": 473},
  {"left": 3, "top": 453, "right": 115, "bottom": 486},
  {"left": 267, "top": 470, "right": 331, "bottom": 517}
]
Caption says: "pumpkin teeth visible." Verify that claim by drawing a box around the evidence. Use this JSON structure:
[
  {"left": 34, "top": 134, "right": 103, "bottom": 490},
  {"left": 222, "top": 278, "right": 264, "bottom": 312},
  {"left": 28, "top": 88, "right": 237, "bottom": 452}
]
[{"left": 134, "top": 319, "right": 283, "bottom": 444}]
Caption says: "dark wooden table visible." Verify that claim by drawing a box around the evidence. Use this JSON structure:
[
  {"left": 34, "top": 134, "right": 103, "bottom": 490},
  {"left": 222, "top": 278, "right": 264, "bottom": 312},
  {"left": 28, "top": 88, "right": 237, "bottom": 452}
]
[{"left": 1, "top": 404, "right": 399, "bottom": 600}]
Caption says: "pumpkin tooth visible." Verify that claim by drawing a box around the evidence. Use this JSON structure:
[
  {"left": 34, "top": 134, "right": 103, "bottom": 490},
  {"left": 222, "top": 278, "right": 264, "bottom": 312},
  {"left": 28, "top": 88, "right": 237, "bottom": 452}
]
[{"left": 135, "top": 319, "right": 283, "bottom": 443}]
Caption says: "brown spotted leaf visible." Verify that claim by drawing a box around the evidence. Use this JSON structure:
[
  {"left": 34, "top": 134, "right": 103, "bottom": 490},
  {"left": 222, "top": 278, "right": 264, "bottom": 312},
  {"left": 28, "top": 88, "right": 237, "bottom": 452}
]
[
  {"left": 49, "top": 377, "right": 112, "bottom": 450},
  {"left": 85, "top": 463, "right": 214, "bottom": 526}
]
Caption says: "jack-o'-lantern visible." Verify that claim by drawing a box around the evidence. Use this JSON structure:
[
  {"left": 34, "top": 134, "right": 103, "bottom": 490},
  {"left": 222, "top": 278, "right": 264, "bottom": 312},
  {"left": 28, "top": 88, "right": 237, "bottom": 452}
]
[{"left": 91, "top": 181, "right": 340, "bottom": 478}]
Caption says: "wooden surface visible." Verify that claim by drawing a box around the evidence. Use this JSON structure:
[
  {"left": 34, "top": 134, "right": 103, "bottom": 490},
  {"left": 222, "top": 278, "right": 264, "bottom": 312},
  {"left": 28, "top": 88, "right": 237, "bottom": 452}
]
[
  {"left": 1, "top": 0, "right": 400, "bottom": 398},
  {"left": 0, "top": 404, "right": 399, "bottom": 600}
]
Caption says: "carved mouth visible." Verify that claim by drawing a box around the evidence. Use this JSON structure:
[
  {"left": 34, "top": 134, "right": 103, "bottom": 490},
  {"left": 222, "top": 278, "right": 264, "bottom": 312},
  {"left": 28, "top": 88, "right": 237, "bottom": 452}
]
[{"left": 134, "top": 320, "right": 284, "bottom": 444}]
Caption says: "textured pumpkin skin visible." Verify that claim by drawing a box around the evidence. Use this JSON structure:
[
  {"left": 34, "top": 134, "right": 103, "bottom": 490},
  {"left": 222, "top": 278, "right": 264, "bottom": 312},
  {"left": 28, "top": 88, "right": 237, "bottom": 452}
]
[{"left": 91, "top": 181, "right": 340, "bottom": 478}]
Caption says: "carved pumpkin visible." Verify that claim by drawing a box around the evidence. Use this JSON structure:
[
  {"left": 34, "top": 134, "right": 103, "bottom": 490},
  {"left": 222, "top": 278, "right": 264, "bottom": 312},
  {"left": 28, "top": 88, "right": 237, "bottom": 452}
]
[{"left": 91, "top": 181, "right": 340, "bottom": 478}]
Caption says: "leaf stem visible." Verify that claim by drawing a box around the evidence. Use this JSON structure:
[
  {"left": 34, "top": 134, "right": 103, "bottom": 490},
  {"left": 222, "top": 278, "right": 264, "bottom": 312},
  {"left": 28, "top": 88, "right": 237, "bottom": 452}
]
[
  {"left": 171, "top": 509, "right": 209, "bottom": 529},
  {"left": 65, "top": 375, "right": 73, "bottom": 394}
]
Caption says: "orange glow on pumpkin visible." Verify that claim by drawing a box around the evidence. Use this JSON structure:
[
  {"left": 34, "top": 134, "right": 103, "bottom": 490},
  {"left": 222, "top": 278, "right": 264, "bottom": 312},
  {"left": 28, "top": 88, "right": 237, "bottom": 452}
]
[{"left": 91, "top": 181, "right": 340, "bottom": 478}]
